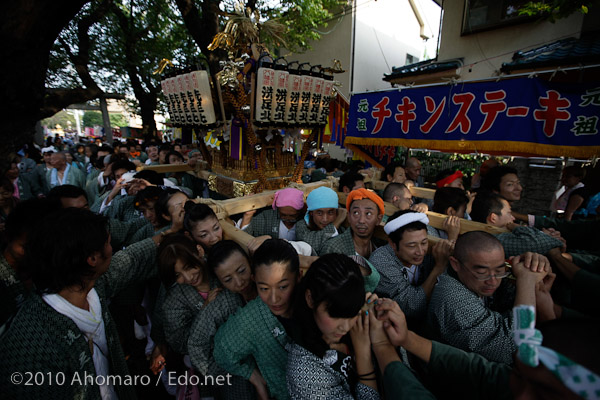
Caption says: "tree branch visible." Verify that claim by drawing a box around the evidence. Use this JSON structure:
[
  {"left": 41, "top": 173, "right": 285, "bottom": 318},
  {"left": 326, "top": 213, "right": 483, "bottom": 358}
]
[
  {"left": 40, "top": 87, "right": 103, "bottom": 119},
  {"left": 174, "top": 0, "right": 226, "bottom": 72},
  {"left": 110, "top": 1, "right": 158, "bottom": 135},
  {"left": 42, "top": 1, "right": 114, "bottom": 119}
]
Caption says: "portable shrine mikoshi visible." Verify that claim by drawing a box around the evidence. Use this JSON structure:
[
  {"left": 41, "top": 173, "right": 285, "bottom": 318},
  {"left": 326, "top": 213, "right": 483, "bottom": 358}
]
[{"left": 157, "top": 7, "right": 341, "bottom": 198}]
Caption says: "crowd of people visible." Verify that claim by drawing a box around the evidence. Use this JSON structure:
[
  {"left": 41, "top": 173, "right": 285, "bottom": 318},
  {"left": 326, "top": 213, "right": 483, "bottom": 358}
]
[{"left": 1, "top": 136, "right": 599, "bottom": 399}]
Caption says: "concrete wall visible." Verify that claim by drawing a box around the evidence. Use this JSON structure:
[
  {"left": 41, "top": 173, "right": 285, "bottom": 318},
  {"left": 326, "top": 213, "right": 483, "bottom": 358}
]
[
  {"left": 439, "top": 2, "right": 584, "bottom": 80},
  {"left": 284, "top": 0, "right": 440, "bottom": 161},
  {"left": 285, "top": 0, "right": 441, "bottom": 98},
  {"left": 352, "top": 0, "right": 440, "bottom": 92},
  {"left": 284, "top": 5, "right": 354, "bottom": 99}
]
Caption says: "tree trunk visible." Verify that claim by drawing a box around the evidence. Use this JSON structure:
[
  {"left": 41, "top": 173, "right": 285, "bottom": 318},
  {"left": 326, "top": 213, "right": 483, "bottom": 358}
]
[
  {"left": 41, "top": 0, "right": 113, "bottom": 120},
  {"left": 110, "top": 2, "right": 159, "bottom": 142},
  {"left": 139, "top": 94, "right": 158, "bottom": 140},
  {"left": 0, "top": 0, "right": 89, "bottom": 158},
  {"left": 99, "top": 96, "right": 113, "bottom": 145}
]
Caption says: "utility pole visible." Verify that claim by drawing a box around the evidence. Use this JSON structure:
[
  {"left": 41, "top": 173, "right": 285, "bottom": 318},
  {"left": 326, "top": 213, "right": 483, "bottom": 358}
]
[{"left": 99, "top": 95, "right": 113, "bottom": 145}]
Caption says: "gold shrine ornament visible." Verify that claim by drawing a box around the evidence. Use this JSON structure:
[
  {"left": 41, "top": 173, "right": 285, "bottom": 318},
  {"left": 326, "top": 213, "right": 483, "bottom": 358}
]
[{"left": 153, "top": 58, "right": 174, "bottom": 75}]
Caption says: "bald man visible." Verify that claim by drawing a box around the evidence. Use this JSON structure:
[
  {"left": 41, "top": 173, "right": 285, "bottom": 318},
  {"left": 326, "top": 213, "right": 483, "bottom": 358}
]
[
  {"left": 404, "top": 157, "right": 423, "bottom": 187},
  {"left": 427, "top": 231, "right": 550, "bottom": 364}
]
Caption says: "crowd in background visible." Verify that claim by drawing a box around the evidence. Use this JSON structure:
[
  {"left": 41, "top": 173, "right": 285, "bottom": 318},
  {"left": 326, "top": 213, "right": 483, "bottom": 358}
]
[{"left": 1, "top": 135, "right": 599, "bottom": 399}]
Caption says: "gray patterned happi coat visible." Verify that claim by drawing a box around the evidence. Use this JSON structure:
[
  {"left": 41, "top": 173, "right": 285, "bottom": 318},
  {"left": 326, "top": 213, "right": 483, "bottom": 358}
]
[
  {"left": 496, "top": 226, "right": 563, "bottom": 257},
  {"left": 214, "top": 297, "right": 291, "bottom": 400},
  {"left": 320, "top": 228, "right": 357, "bottom": 257},
  {"left": 286, "top": 343, "right": 379, "bottom": 400},
  {"left": 0, "top": 254, "right": 27, "bottom": 330},
  {"left": 427, "top": 271, "right": 517, "bottom": 365},
  {"left": 46, "top": 166, "right": 86, "bottom": 191},
  {"left": 244, "top": 209, "right": 283, "bottom": 239},
  {"left": 102, "top": 195, "right": 142, "bottom": 222},
  {"left": 295, "top": 220, "right": 342, "bottom": 256},
  {"left": 162, "top": 278, "right": 240, "bottom": 357},
  {"left": 369, "top": 244, "right": 436, "bottom": 319},
  {"left": 0, "top": 238, "right": 157, "bottom": 399},
  {"left": 186, "top": 288, "right": 254, "bottom": 400}
]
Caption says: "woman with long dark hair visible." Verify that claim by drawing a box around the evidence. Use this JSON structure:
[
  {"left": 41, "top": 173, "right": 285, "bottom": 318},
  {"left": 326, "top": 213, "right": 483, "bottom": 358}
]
[{"left": 287, "top": 254, "right": 380, "bottom": 399}]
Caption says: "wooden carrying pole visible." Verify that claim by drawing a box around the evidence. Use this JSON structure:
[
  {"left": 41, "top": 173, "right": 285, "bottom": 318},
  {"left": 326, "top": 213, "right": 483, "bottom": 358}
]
[
  {"left": 139, "top": 164, "right": 436, "bottom": 200},
  {"left": 137, "top": 164, "right": 194, "bottom": 173},
  {"left": 367, "top": 180, "right": 435, "bottom": 199},
  {"left": 337, "top": 191, "right": 508, "bottom": 235},
  {"left": 220, "top": 220, "right": 252, "bottom": 253},
  {"left": 409, "top": 186, "right": 435, "bottom": 200},
  {"left": 140, "top": 164, "right": 496, "bottom": 234},
  {"left": 137, "top": 165, "right": 491, "bottom": 273},
  {"left": 195, "top": 180, "right": 335, "bottom": 217}
]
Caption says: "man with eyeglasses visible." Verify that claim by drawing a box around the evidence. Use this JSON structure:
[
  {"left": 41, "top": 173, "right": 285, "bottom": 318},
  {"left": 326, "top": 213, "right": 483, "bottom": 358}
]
[{"left": 427, "top": 231, "right": 550, "bottom": 365}]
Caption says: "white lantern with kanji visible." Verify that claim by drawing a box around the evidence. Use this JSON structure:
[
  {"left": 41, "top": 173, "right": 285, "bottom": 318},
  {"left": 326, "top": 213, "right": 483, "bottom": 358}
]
[
  {"left": 319, "top": 77, "right": 335, "bottom": 126},
  {"left": 161, "top": 78, "right": 179, "bottom": 125},
  {"left": 167, "top": 76, "right": 186, "bottom": 125},
  {"left": 176, "top": 74, "right": 193, "bottom": 125},
  {"left": 309, "top": 69, "right": 325, "bottom": 125},
  {"left": 285, "top": 63, "right": 302, "bottom": 125},
  {"left": 255, "top": 57, "right": 275, "bottom": 124},
  {"left": 189, "top": 70, "right": 217, "bottom": 125},
  {"left": 297, "top": 67, "right": 314, "bottom": 125},
  {"left": 270, "top": 60, "right": 289, "bottom": 125}
]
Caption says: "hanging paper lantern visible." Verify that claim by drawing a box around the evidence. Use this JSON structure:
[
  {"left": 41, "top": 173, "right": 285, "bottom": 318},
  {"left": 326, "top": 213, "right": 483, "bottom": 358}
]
[
  {"left": 161, "top": 76, "right": 176, "bottom": 125},
  {"left": 182, "top": 70, "right": 202, "bottom": 126},
  {"left": 160, "top": 77, "right": 180, "bottom": 126},
  {"left": 254, "top": 55, "right": 275, "bottom": 125},
  {"left": 309, "top": 66, "right": 325, "bottom": 125},
  {"left": 176, "top": 73, "right": 193, "bottom": 125},
  {"left": 319, "top": 72, "right": 335, "bottom": 126},
  {"left": 271, "top": 58, "right": 289, "bottom": 125},
  {"left": 167, "top": 76, "right": 186, "bottom": 126},
  {"left": 285, "top": 62, "right": 302, "bottom": 126},
  {"left": 297, "top": 63, "right": 314, "bottom": 125},
  {"left": 189, "top": 69, "right": 217, "bottom": 126}
]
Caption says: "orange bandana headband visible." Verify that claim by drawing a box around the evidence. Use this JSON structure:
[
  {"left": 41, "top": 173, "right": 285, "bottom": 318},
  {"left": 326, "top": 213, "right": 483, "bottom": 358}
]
[{"left": 346, "top": 188, "right": 385, "bottom": 215}]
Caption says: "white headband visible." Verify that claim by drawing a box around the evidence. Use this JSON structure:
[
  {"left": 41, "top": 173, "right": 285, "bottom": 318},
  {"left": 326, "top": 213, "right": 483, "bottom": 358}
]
[{"left": 384, "top": 212, "right": 429, "bottom": 235}]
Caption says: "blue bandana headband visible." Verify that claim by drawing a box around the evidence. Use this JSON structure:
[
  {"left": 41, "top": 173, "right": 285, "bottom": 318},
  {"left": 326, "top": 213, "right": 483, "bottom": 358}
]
[{"left": 304, "top": 186, "right": 339, "bottom": 224}]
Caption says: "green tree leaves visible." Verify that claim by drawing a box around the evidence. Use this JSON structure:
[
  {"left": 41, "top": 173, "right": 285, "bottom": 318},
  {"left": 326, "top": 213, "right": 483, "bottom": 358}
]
[{"left": 518, "top": 1, "right": 594, "bottom": 22}]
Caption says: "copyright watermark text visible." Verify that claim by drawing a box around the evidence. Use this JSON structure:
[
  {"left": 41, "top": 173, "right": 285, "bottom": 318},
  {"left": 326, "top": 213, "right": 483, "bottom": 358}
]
[{"left": 9, "top": 371, "right": 232, "bottom": 387}]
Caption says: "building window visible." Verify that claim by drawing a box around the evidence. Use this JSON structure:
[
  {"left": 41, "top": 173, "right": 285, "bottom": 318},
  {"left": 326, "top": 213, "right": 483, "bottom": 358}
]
[
  {"left": 462, "top": 0, "right": 533, "bottom": 34},
  {"left": 406, "top": 54, "right": 419, "bottom": 65}
]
